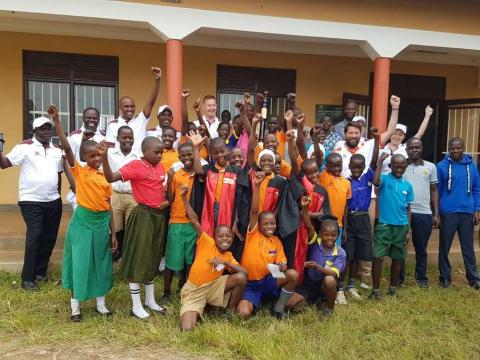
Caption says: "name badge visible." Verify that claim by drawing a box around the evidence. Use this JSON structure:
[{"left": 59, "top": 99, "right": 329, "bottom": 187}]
[{"left": 223, "top": 178, "right": 235, "bottom": 185}]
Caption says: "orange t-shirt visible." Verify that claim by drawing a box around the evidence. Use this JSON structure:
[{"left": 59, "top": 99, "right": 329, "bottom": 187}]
[
  {"left": 319, "top": 170, "right": 351, "bottom": 227},
  {"left": 241, "top": 225, "right": 287, "bottom": 281},
  {"left": 214, "top": 165, "right": 226, "bottom": 202},
  {"left": 71, "top": 161, "right": 112, "bottom": 211},
  {"left": 179, "top": 136, "right": 208, "bottom": 160},
  {"left": 188, "top": 232, "right": 238, "bottom": 287},
  {"left": 161, "top": 148, "right": 179, "bottom": 172},
  {"left": 275, "top": 131, "right": 287, "bottom": 158},
  {"left": 169, "top": 168, "right": 195, "bottom": 224}
]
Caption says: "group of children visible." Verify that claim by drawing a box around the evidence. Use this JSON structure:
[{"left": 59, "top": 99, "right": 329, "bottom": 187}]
[{"left": 44, "top": 87, "right": 421, "bottom": 331}]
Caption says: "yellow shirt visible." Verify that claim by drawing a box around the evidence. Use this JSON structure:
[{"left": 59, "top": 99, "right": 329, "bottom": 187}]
[
  {"left": 71, "top": 161, "right": 112, "bottom": 211},
  {"left": 319, "top": 170, "right": 351, "bottom": 226},
  {"left": 161, "top": 148, "right": 179, "bottom": 172},
  {"left": 169, "top": 168, "right": 195, "bottom": 224}
]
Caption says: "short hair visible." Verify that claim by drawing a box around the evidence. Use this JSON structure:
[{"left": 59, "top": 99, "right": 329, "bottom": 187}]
[
  {"left": 269, "top": 114, "right": 279, "bottom": 121},
  {"left": 319, "top": 214, "right": 340, "bottom": 232},
  {"left": 79, "top": 140, "right": 98, "bottom": 158},
  {"left": 405, "top": 137, "right": 422, "bottom": 147},
  {"left": 231, "top": 114, "right": 241, "bottom": 123},
  {"left": 210, "top": 137, "right": 226, "bottom": 149},
  {"left": 344, "top": 100, "right": 356, "bottom": 107},
  {"left": 391, "top": 154, "right": 407, "bottom": 164},
  {"left": 326, "top": 152, "right": 342, "bottom": 163},
  {"left": 320, "top": 114, "right": 332, "bottom": 122},
  {"left": 350, "top": 153, "right": 366, "bottom": 164},
  {"left": 178, "top": 142, "right": 193, "bottom": 153},
  {"left": 300, "top": 159, "right": 317, "bottom": 172},
  {"left": 117, "top": 125, "right": 133, "bottom": 137},
  {"left": 141, "top": 136, "right": 162, "bottom": 153},
  {"left": 161, "top": 126, "right": 177, "bottom": 136},
  {"left": 203, "top": 95, "right": 216, "bottom": 103},
  {"left": 218, "top": 121, "right": 231, "bottom": 129},
  {"left": 344, "top": 121, "right": 362, "bottom": 134},
  {"left": 448, "top": 137, "right": 464, "bottom": 146},
  {"left": 83, "top": 107, "right": 100, "bottom": 118},
  {"left": 258, "top": 211, "right": 275, "bottom": 224},
  {"left": 214, "top": 224, "right": 231, "bottom": 237},
  {"left": 119, "top": 96, "right": 134, "bottom": 104}
]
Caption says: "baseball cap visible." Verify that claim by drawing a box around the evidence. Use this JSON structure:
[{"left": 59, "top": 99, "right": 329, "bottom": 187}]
[
  {"left": 32, "top": 116, "right": 52, "bottom": 129},
  {"left": 396, "top": 124, "right": 407, "bottom": 134},
  {"left": 157, "top": 105, "right": 173, "bottom": 116},
  {"left": 352, "top": 116, "right": 366, "bottom": 124}
]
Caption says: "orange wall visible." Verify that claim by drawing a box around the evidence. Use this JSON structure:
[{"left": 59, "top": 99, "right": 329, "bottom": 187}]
[{"left": 0, "top": 30, "right": 479, "bottom": 203}]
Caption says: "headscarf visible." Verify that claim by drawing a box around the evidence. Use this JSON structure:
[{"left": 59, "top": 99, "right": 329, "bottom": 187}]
[{"left": 257, "top": 149, "right": 276, "bottom": 167}]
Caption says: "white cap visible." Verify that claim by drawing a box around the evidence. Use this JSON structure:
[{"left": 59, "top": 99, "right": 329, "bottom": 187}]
[
  {"left": 157, "top": 105, "right": 173, "bottom": 115},
  {"left": 32, "top": 116, "right": 52, "bottom": 129},
  {"left": 352, "top": 116, "right": 366, "bottom": 124},
  {"left": 396, "top": 124, "right": 407, "bottom": 134}
]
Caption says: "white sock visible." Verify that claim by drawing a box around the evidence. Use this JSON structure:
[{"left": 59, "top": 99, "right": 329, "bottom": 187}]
[
  {"left": 96, "top": 296, "right": 110, "bottom": 314},
  {"left": 70, "top": 298, "right": 80, "bottom": 316},
  {"left": 144, "top": 281, "right": 164, "bottom": 312},
  {"left": 129, "top": 282, "right": 149, "bottom": 319}
]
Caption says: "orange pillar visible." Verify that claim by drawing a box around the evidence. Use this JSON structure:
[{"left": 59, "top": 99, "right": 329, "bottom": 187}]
[
  {"left": 166, "top": 39, "right": 183, "bottom": 130},
  {"left": 371, "top": 57, "right": 391, "bottom": 133}
]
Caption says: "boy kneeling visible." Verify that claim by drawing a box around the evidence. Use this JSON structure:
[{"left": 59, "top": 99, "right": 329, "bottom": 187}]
[
  {"left": 179, "top": 185, "right": 247, "bottom": 331},
  {"left": 287, "top": 196, "right": 346, "bottom": 317}
]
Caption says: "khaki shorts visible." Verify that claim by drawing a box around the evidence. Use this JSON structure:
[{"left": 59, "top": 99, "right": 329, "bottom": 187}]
[
  {"left": 180, "top": 276, "right": 231, "bottom": 317},
  {"left": 111, "top": 191, "right": 136, "bottom": 232}
]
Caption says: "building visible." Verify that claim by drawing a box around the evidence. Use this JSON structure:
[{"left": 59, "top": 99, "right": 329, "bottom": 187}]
[{"left": 0, "top": 0, "right": 479, "bottom": 204}]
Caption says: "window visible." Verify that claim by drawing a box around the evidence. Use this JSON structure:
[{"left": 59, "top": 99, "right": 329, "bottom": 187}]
[{"left": 23, "top": 51, "right": 119, "bottom": 138}]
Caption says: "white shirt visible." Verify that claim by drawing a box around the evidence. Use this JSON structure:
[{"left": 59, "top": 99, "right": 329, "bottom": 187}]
[
  {"left": 146, "top": 125, "right": 181, "bottom": 148},
  {"left": 307, "top": 143, "right": 326, "bottom": 160},
  {"left": 170, "top": 159, "right": 209, "bottom": 173},
  {"left": 106, "top": 112, "right": 149, "bottom": 154},
  {"left": 6, "top": 137, "right": 63, "bottom": 202},
  {"left": 334, "top": 138, "right": 375, "bottom": 179},
  {"left": 107, "top": 148, "right": 140, "bottom": 193},
  {"left": 380, "top": 143, "right": 408, "bottom": 174},
  {"left": 68, "top": 125, "right": 105, "bottom": 163},
  {"left": 194, "top": 115, "right": 220, "bottom": 139}
]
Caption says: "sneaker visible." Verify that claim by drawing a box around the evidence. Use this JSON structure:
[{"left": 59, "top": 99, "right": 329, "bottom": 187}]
[
  {"left": 439, "top": 280, "right": 451, "bottom": 289},
  {"left": 416, "top": 280, "right": 429, "bottom": 288},
  {"left": 346, "top": 287, "right": 362, "bottom": 300},
  {"left": 335, "top": 290, "right": 347, "bottom": 305},
  {"left": 161, "top": 293, "right": 172, "bottom": 304},
  {"left": 271, "top": 310, "right": 289, "bottom": 320},
  {"left": 359, "top": 282, "right": 370, "bottom": 290},
  {"left": 386, "top": 287, "right": 397, "bottom": 297},
  {"left": 368, "top": 290, "right": 381, "bottom": 300},
  {"left": 471, "top": 281, "right": 480, "bottom": 290}
]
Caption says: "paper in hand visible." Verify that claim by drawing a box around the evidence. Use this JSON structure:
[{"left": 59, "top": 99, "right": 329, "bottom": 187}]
[{"left": 267, "top": 263, "right": 286, "bottom": 279}]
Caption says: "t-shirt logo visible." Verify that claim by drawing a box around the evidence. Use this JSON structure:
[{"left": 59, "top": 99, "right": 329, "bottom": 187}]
[{"left": 402, "top": 190, "right": 408, "bottom": 195}]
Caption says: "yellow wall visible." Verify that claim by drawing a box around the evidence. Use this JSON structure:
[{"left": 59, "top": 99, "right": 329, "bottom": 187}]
[{"left": 0, "top": 30, "right": 479, "bottom": 203}]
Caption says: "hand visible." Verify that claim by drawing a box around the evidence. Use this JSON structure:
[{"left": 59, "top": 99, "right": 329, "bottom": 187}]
[
  {"left": 82, "top": 129, "right": 95, "bottom": 141},
  {"left": 244, "top": 92, "right": 251, "bottom": 104},
  {"left": 425, "top": 105, "right": 433, "bottom": 117},
  {"left": 180, "top": 184, "right": 189, "bottom": 196},
  {"left": 433, "top": 215, "right": 440, "bottom": 229},
  {"left": 252, "top": 113, "right": 262, "bottom": 126},
  {"left": 234, "top": 100, "right": 245, "bottom": 113},
  {"left": 284, "top": 110, "right": 293, "bottom": 124},
  {"left": 405, "top": 230, "right": 412, "bottom": 245},
  {"left": 370, "top": 127, "right": 379, "bottom": 138},
  {"left": 167, "top": 168, "right": 175, "bottom": 183},
  {"left": 304, "top": 261, "right": 319, "bottom": 271},
  {"left": 300, "top": 195, "right": 311, "bottom": 209},
  {"left": 181, "top": 89, "right": 190, "bottom": 98},
  {"left": 475, "top": 212, "right": 480, "bottom": 226},
  {"left": 276, "top": 262, "right": 287, "bottom": 272},
  {"left": 253, "top": 171, "right": 266, "bottom": 186},
  {"left": 111, "top": 233, "right": 118, "bottom": 252},
  {"left": 285, "top": 129, "right": 295, "bottom": 142},
  {"left": 296, "top": 113, "right": 305, "bottom": 128},
  {"left": 151, "top": 67, "right": 162, "bottom": 79},
  {"left": 232, "top": 221, "right": 245, "bottom": 242},
  {"left": 255, "top": 92, "right": 265, "bottom": 104},
  {"left": 193, "top": 97, "right": 201, "bottom": 113},
  {"left": 286, "top": 93, "right": 296, "bottom": 102},
  {"left": 390, "top": 95, "right": 400, "bottom": 110},
  {"left": 47, "top": 104, "right": 59, "bottom": 121},
  {"left": 379, "top": 152, "right": 389, "bottom": 162},
  {"left": 158, "top": 200, "right": 170, "bottom": 210},
  {"left": 313, "top": 123, "right": 322, "bottom": 137},
  {"left": 187, "top": 130, "right": 207, "bottom": 147},
  {"left": 209, "top": 257, "right": 226, "bottom": 267},
  {"left": 96, "top": 141, "right": 109, "bottom": 157}
]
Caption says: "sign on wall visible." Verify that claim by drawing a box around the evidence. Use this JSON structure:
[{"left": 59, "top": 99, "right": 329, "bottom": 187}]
[{"left": 315, "top": 104, "right": 343, "bottom": 123}]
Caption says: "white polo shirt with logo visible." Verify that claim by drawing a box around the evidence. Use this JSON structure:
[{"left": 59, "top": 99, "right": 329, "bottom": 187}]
[{"left": 106, "top": 112, "right": 149, "bottom": 154}]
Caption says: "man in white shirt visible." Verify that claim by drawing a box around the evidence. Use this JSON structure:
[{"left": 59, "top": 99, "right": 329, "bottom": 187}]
[
  {"left": 0, "top": 117, "right": 63, "bottom": 290},
  {"left": 146, "top": 104, "right": 181, "bottom": 148},
  {"left": 68, "top": 107, "right": 105, "bottom": 163},
  {"left": 107, "top": 126, "right": 140, "bottom": 261},
  {"left": 193, "top": 95, "right": 220, "bottom": 139},
  {"left": 106, "top": 66, "right": 161, "bottom": 153}
]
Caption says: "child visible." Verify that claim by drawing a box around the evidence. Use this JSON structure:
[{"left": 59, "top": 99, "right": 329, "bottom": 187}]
[
  {"left": 287, "top": 198, "right": 346, "bottom": 317},
  {"left": 49, "top": 105, "right": 117, "bottom": 322},
  {"left": 267, "top": 114, "right": 287, "bottom": 158},
  {"left": 101, "top": 136, "right": 169, "bottom": 319},
  {"left": 229, "top": 147, "right": 244, "bottom": 169},
  {"left": 343, "top": 128, "right": 379, "bottom": 300},
  {"left": 179, "top": 184, "right": 247, "bottom": 331},
  {"left": 370, "top": 153, "right": 413, "bottom": 299},
  {"left": 160, "top": 126, "right": 179, "bottom": 172},
  {"left": 237, "top": 171, "right": 299, "bottom": 320},
  {"left": 217, "top": 121, "right": 232, "bottom": 144},
  {"left": 163, "top": 143, "right": 198, "bottom": 302}
]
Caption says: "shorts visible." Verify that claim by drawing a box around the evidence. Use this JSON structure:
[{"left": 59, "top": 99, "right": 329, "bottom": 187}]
[
  {"left": 242, "top": 274, "right": 280, "bottom": 309},
  {"left": 373, "top": 223, "right": 409, "bottom": 261},
  {"left": 180, "top": 276, "right": 230, "bottom": 316},
  {"left": 346, "top": 212, "right": 372, "bottom": 261},
  {"left": 165, "top": 223, "right": 197, "bottom": 271},
  {"left": 111, "top": 191, "right": 136, "bottom": 232},
  {"left": 296, "top": 277, "right": 330, "bottom": 304}
]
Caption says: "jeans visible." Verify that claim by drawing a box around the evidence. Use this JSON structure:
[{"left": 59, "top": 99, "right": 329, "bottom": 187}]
[
  {"left": 439, "top": 212, "right": 480, "bottom": 285},
  {"left": 411, "top": 213, "right": 433, "bottom": 282}
]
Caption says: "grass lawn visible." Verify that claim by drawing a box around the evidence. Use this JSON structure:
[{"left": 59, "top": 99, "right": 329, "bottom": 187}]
[{"left": 1, "top": 265, "right": 480, "bottom": 360}]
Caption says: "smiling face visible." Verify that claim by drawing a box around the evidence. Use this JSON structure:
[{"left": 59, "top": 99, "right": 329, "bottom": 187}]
[
  {"left": 326, "top": 154, "right": 343, "bottom": 177},
  {"left": 34, "top": 123, "right": 52, "bottom": 144},
  {"left": 259, "top": 153, "right": 275, "bottom": 174},
  {"left": 390, "top": 155, "right": 407, "bottom": 178},
  {"left": 448, "top": 138, "right": 464, "bottom": 161},
  {"left": 345, "top": 125, "right": 361, "bottom": 149},
  {"left": 229, "top": 147, "right": 243, "bottom": 168},
  {"left": 319, "top": 221, "right": 338, "bottom": 249},
  {"left": 267, "top": 115, "right": 280, "bottom": 134},
  {"left": 179, "top": 144, "right": 194, "bottom": 171},
  {"left": 349, "top": 156, "right": 366, "bottom": 179},
  {"left": 161, "top": 128, "right": 177, "bottom": 150},
  {"left": 157, "top": 109, "right": 173, "bottom": 128},
  {"left": 204, "top": 98, "right": 217, "bottom": 119},
  {"left": 259, "top": 212, "right": 276, "bottom": 237},
  {"left": 303, "top": 161, "right": 320, "bottom": 185},
  {"left": 217, "top": 122, "right": 231, "bottom": 140},
  {"left": 391, "top": 129, "right": 406, "bottom": 147},
  {"left": 344, "top": 102, "right": 356, "bottom": 120},
  {"left": 214, "top": 225, "right": 233, "bottom": 253},
  {"left": 119, "top": 97, "right": 136, "bottom": 121},
  {"left": 263, "top": 134, "right": 278, "bottom": 152},
  {"left": 118, "top": 128, "right": 134, "bottom": 153},
  {"left": 320, "top": 116, "right": 332, "bottom": 132},
  {"left": 83, "top": 143, "right": 102, "bottom": 169},
  {"left": 83, "top": 109, "right": 100, "bottom": 131},
  {"left": 210, "top": 141, "right": 228, "bottom": 167},
  {"left": 406, "top": 138, "right": 422, "bottom": 161}
]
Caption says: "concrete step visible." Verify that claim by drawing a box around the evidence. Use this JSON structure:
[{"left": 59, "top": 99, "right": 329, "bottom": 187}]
[{"left": 0, "top": 249, "right": 63, "bottom": 272}]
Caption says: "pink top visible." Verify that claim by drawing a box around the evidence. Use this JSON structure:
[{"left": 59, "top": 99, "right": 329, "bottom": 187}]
[
  {"left": 237, "top": 130, "right": 249, "bottom": 166},
  {"left": 119, "top": 159, "right": 166, "bottom": 208}
]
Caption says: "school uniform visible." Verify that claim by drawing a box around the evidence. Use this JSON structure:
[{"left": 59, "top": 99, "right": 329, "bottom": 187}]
[
  {"left": 180, "top": 232, "right": 238, "bottom": 316},
  {"left": 67, "top": 126, "right": 106, "bottom": 163},
  {"left": 106, "top": 112, "right": 149, "bottom": 154},
  {"left": 146, "top": 125, "right": 181, "bottom": 148},
  {"left": 6, "top": 137, "right": 63, "bottom": 282},
  {"left": 160, "top": 148, "right": 180, "bottom": 172}
]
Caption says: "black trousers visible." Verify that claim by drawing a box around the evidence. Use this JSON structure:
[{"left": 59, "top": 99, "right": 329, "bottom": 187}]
[{"left": 18, "top": 198, "right": 62, "bottom": 281}]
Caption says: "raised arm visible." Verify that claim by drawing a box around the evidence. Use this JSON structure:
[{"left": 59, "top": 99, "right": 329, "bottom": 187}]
[
  {"left": 193, "top": 97, "right": 211, "bottom": 138},
  {"left": 249, "top": 171, "right": 265, "bottom": 231},
  {"left": 284, "top": 110, "right": 293, "bottom": 132},
  {"left": 187, "top": 130, "right": 207, "bottom": 176},
  {"left": 142, "top": 67, "right": 161, "bottom": 119},
  {"left": 253, "top": 92, "right": 264, "bottom": 115},
  {"left": 413, "top": 105, "right": 433, "bottom": 139},
  {"left": 62, "top": 156, "right": 76, "bottom": 193},
  {"left": 380, "top": 95, "right": 400, "bottom": 146},
  {"left": 295, "top": 113, "right": 308, "bottom": 160},
  {"left": 235, "top": 100, "right": 252, "bottom": 135},
  {"left": 181, "top": 89, "right": 190, "bottom": 135},
  {"left": 98, "top": 141, "right": 123, "bottom": 183},
  {"left": 48, "top": 104, "right": 75, "bottom": 167},
  {"left": 373, "top": 152, "right": 389, "bottom": 186},
  {"left": 300, "top": 196, "right": 316, "bottom": 239},
  {"left": 312, "top": 124, "right": 324, "bottom": 169},
  {"left": 286, "top": 130, "right": 300, "bottom": 176},
  {"left": 180, "top": 184, "right": 202, "bottom": 235},
  {"left": 369, "top": 127, "right": 380, "bottom": 170},
  {"left": 247, "top": 113, "right": 262, "bottom": 167}
]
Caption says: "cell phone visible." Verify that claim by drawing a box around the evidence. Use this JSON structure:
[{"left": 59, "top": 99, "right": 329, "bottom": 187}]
[
  {"left": 51, "top": 136, "right": 60, "bottom": 146},
  {"left": 0, "top": 132, "right": 4, "bottom": 152}
]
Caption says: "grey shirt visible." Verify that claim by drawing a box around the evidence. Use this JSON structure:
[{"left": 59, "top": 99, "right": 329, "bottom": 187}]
[
  {"left": 333, "top": 119, "right": 348, "bottom": 139},
  {"left": 404, "top": 160, "right": 438, "bottom": 215}
]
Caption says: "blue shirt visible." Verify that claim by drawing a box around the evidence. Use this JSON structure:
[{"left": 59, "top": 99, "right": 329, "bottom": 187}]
[
  {"left": 348, "top": 168, "right": 374, "bottom": 212},
  {"left": 378, "top": 173, "right": 414, "bottom": 225},
  {"left": 306, "top": 233, "right": 346, "bottom": 281}
]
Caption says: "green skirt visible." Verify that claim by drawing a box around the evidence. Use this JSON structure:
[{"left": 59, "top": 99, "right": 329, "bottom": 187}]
[
  {"left": 62, "top": 206, "right": 113, "bottom": 301},
  {"left": 119, "top": 204, "right": 168, "bottom": 283}
]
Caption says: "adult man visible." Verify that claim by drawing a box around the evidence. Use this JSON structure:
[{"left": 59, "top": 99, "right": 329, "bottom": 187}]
[
  {"left": 0, "top": 117, "right": 63, "bottom": 290},
  {"left": 146, "top": 104, "right": 181, "bottom": 148},
  {"left": 333, "top": 101, "right": 357, "bottom": 139},
  {"left": 194, "top": 95, "right": 220, "bottom": 139},
  {"left": 68, "top": 107, "right": 105, "bottom": 162},
  {"left": 106, "top": 66, "right": 161, "bottom": 153},
  {"left": 436, "top": 137, "right": 480, "bottom": 289},
  {"left": 404, "top": 137, "right": 440, "bottom": 287}
]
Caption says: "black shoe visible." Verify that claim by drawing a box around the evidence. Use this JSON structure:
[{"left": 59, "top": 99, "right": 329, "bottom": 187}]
[
  {"left": 386, "top": 287, "right": 397, "bottom": 297},
  {"left": 21, "top": 281, "right": 39, "bottom": 290},
  {"left": 321, "top": 307, "right": 333, "bottom": 319},
  {"left": 470, "top": 282, "right": 480, "bottom": 290},
  {"left": 161, "top": 293, "right": 172, "bottom": 304},
  {"left": 416, "top": 280, "right": 429, "bottom": 288},
  {"left": 35, "top": 275, "right": 48, "bottom": 282},
  {"left": 70, "top": 314, "right": 82, "bottom": 322},
  {"left": 439, "top": 280, "right": 451, "bottom": 289},
  {"left": 271, "top": 307, "right": 288, "bottom": 320},
  {"left": 144, "top": 303, "right": 167, "bottom": 315},
  {"left": 369, "top": 290, "right": 381, "bottom": 300}
]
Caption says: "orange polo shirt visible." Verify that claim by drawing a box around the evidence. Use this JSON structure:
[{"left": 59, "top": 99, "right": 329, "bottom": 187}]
[
  {"left": 161, "top": 148, "right": 179, "bottom": 172},
  {"left": 241, "top": 224, "right": 287, "bottom": 281},
  {"left": 275, "top": 131, "right": 287, "bottom": 158},
  {"left": 188, "top": 232, "right": 238, "bottom": 287},
  {"left": 71, "top": 161, "right": 112, "bottom": 211},
  {"left": 169, "top": 168, "right": 195, "bottom": 224},
  {"left": 319, "top": 170, "right": 351, "bottom": 227},
  {"left": 179, "top": 136, "right": 208, "bottom": 160}
]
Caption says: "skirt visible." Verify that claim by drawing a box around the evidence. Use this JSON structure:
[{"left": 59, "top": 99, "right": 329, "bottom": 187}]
[
  {"left": 62, "top": 206, "right": 113, "bottom": 301},
  {"left": 119, "top": 204, "right": 168, "bottom": 283}
]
